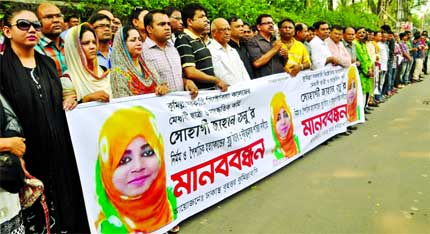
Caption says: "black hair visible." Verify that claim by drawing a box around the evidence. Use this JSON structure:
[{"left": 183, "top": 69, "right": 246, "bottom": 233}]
[
  {"left": 65, "top": 15, "right": 79, "bottom": 23},
  {"left": 2, "top": 7, "right": 35, "bottom": 47},
  {"left": 122, "top": 25, "right": 138, "bottom": 41},
  {"left": 79, "top": 23, "right": 96, "bottom": 41},
  {"left": 399, "top": 32, "right": 407, "bottom": 39},
  {"left": 414, "top": 31, "right": 421, "bottom": 40},
  {"left": 3, "top": 7, "right": 33, "bottom": 26},
  {"left": 331, "top": 24, "right": 344, "bottom": 31},
  {"left": 144, "top": 9, "right": 167, "bottom": 31},
  {"left": 182, "top": 3, "right": 206, "bottom": 28},
  {"left": 295, "top": 23, "right": 307, "bottom": 32},
  {"left": 129, "top": 7, "right": 149, "bottom": 26},
  {"left": 256, "top": 14, "right": 272, "bottom": 25},
  {"left": 227, "top": 16, "right": 241, "bottom": 25},
  {"left": 380, "top": 24, "right": 391, "bottom": 33},
  {"left": 312, "top": 21, "right": 328, "bottom": 30},
  {"left": 278, "top": 18, "right": 295, "bottom": 29},
  {"left": 88, "top": 13, "right": 111, "bottom": 25},
  {"left": 163, "top": 6, "right": 180, "bottom": 17}
]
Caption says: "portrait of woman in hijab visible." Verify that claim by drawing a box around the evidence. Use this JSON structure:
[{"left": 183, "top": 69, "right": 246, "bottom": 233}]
[
  {"left": 347, "top": 66, "right": 358, "bottom": 122},
  {"left": 95, "top": 106, "right": 176, "bottom": 233},
  {"left": 270, "top": 92, "right": 300, "bottom": 159}
]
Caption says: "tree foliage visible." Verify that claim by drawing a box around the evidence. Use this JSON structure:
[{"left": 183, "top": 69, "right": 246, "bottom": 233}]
[
  {"left": 1, "top": 0, "right": 422, "bottom": 31},
  {"left": 59, "top": 0, "right": 381, "bottom": 30}
]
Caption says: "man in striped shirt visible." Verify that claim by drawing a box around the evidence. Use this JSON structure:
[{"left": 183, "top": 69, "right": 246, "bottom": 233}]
[
  {"left": 35, "top": 3, "right": 66, "bottom": 76},
  {"left": 175, "top": 3, "right": 228, "bottom": 91}
]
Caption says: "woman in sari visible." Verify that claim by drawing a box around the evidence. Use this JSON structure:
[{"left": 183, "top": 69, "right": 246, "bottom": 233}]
[
  {"left": 270, "top": 92, "right": 299, "bottom": 159},
  {"left": 0, "top": 8, "right": 89, "bottom": 233},
  {"left": 110, "top": 25, "right": 168, "bottom": 97},
  {"left": 61, "top": 23, "right": 111, "bottom": 108},
  {"left": 95, "top": 106, "right": 176, "bottom": 233}
]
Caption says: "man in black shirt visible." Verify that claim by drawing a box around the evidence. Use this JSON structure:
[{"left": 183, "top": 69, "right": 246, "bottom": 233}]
[{"left": 228, "top": 17, "right": 254, "bottom": 78}]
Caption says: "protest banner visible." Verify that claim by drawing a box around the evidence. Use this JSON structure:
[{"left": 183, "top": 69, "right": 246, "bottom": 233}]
[{"left": 66, "top": 65, "right": 364, "bottom": 233}]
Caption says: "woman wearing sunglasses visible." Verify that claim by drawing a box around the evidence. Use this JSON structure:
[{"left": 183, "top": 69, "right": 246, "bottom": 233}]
[
  {"left": 110, "top": 25, "right": 169, "bottom": 98},
  {"left": 61, "top": 23, "right": 112, "bottom": 110},
  {"left": 0, "top": 8, "right": 89, "bottom": 233}
]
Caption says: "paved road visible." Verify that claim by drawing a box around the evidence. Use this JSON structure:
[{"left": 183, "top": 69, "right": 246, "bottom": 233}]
[{"left": 180, "top": 76, "right": 430, "bottom": 234}]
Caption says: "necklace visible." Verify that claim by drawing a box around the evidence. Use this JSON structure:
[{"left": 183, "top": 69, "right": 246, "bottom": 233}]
[{"left": 30, "top": 68, "right": 44, "bottom": 99}]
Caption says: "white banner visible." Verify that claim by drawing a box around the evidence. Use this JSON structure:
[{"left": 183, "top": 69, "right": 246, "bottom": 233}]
[{"left": 66, "top": 65, "right": 364, "bottom": 233}]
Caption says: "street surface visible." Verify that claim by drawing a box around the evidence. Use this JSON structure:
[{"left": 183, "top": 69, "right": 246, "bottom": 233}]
[{"left": 180, "top": 76, "right": 430, "bottom": 234}]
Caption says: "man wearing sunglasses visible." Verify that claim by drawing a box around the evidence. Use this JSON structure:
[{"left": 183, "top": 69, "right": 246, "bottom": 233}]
[{"left": 35, "top": 3, "right": 66, "bottom": 76}]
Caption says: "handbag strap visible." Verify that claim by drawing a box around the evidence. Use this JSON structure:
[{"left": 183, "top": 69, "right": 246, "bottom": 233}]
[
  {"left": 26, "top": 174, "right": 51, "bottom": 234},
  {"left": 40, "top": 194, "right": 51, "bottom": 234}
]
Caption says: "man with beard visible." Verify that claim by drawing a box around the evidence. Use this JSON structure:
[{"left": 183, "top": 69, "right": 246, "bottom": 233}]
[
  {"left": 278, "top": 18, "right": 310, "bottom": 77},
  {"left": 89, "top": 13, "right": 113, "bottom": 70},
  {"left": 35, "top": 3, "right": 67, "bottom": 76},
  {"left": 228, "top": 16, "right": 254, "bottom": 78},
  {"left": 142, "top": 10, "right": 198, "bottom": 99},
  {"left": 246, "top": 14, "right": 287, "bottom": 78}
]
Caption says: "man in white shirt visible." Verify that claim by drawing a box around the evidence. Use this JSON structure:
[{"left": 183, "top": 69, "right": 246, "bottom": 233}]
[
  {"left": 208, "top": 18, "right": 251, "bottom": 85},
  {"left": 309, "top": 21, "right": 339, "bottom": 70},
  {"left": 375, "top": 31, "right": 388, "bottom": 101}
]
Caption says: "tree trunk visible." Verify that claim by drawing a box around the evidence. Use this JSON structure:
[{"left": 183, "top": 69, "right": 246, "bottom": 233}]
[
  {"left": 368, "top": 0, "right": 378, "bottom": 14},
  {"left": 328, "top": 0, "right": 333, "bottom": 10}
]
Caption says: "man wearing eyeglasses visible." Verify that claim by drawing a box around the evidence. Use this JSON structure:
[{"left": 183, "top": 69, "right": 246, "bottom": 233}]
[
  {"left": 35, "top": 3, "right": 66, "bottom": 76},
  {"left": 164, "top": 6, "right": 184, "bottom": 43},
  {"left": 246, "top": 14, "right": 287, "bottom": 78},
  {"left": 89, "top": 13, "right": 113, "bottom": 70}
]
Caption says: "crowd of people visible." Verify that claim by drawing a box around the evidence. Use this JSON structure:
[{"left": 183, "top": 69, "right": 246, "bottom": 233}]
[{"left": 0, "top": 2, "right": 429, "bottom": 233}]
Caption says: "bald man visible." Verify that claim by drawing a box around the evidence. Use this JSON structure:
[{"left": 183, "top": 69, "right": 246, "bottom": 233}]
[
  {"left": 35, "top": 3, "right": 67, "bottom": 76},
  {"left": 208, "top": 18, "right": 251, "bottom": 85}
]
